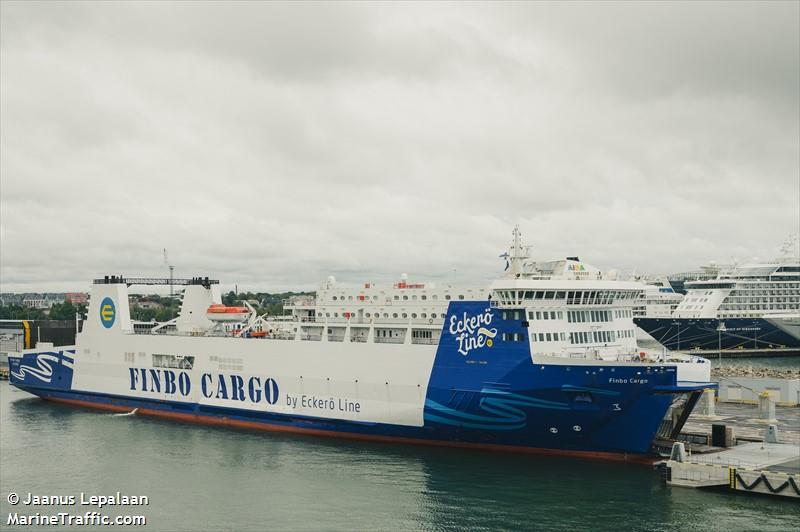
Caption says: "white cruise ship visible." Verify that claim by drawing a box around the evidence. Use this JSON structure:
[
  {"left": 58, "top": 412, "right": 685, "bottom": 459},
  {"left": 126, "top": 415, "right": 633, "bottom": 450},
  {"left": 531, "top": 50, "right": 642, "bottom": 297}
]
[{"left": 635, "top": 241, "right": 800, "bottom": 351}]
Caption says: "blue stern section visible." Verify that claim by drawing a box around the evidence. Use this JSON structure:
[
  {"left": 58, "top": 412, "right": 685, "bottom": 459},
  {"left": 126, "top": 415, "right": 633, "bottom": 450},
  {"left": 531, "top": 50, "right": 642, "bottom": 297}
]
[{"left": 422, "top": 302, "right": 678, "bottom": 453}]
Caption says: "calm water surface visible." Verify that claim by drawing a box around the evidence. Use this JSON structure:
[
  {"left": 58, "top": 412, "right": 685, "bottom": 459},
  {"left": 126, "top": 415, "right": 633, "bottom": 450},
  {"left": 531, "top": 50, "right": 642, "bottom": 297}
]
[{"left": 1, "top": 382, "right": 797, "bottom": 532}]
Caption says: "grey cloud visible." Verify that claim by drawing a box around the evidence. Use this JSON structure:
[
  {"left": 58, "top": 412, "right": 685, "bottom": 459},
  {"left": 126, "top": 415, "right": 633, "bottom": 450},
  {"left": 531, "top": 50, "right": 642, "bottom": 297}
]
[{"left": 1, "top": 1, "right": 797, "bottom": 292}]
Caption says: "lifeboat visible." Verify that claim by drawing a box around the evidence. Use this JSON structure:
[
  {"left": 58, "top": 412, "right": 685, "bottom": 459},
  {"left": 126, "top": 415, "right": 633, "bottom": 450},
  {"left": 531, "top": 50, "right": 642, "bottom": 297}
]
[{"left": 206, "top": 304, "right": 251, "bottom": 323}]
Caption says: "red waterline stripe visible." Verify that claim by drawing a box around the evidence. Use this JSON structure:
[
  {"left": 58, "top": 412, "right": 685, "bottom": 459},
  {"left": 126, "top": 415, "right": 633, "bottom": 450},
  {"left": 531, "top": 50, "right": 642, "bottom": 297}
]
[{"left": 44, "top": 396, "right": 658, "bottom": 465}]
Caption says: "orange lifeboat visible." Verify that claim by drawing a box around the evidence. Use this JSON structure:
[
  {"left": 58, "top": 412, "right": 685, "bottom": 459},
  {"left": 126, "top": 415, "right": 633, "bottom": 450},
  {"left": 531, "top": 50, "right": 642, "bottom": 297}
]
[{"left": 206, "top": 304, "right": 251, "bottom": 322}]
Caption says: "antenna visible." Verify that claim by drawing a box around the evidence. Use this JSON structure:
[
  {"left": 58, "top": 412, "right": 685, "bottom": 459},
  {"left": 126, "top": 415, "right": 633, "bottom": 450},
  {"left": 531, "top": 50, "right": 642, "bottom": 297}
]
[
  {"left": 508, "top": 225, "right": 530, "bottom": 277},
  {"left": 163, "top": 248, "right": 175, "bottom": 296},
  {"left": 780, "top": 232, "right": 799, "bottom": 260}
]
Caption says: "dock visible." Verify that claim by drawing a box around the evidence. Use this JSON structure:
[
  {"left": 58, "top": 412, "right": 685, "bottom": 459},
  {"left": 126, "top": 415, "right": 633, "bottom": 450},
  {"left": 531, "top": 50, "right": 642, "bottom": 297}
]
[
  {"left": 661, "top": 440, "right": 799, "bottom": 499},
  {"left": 658, "top": 396, "right": 799, "bottom": 499},
  {"left": 682, "top": 399, "right": 800, "bottom": 446}
]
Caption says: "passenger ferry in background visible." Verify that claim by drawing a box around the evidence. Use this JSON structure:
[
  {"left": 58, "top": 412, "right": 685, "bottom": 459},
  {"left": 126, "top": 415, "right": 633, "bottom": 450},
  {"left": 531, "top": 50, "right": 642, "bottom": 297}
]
[
  {"left": 632, "top": 277, "right": 683, "bottom": 343},
  {"left": 9, "top": 228, "right": 713, "bottom": 460},
  {"left": 635, "top": 242, "right": 800, "bottom": 352}
]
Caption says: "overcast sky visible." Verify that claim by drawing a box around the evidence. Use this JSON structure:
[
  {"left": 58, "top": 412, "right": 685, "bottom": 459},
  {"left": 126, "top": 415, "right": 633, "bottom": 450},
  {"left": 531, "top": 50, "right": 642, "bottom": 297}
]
[{"left": 1, "top": 1, "right": 798, "bottom": 293}]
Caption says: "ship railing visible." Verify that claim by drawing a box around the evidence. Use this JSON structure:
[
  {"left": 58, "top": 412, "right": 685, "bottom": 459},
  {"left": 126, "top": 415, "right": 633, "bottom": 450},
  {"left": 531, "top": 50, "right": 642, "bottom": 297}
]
[
  {"left": 299, "top": 317, "right": 445, "bottom": 327},
  {"left": 410, "top": 337, "right": 439, "bottom": 345},
  {"left": 268, "top": 332, "right": 297, "bottom": 340},
  {"left": 374, "top": 337, "right": 405, "bottom": 344},
  {"left": 284, "top": 298, "right": 316, "bottom": 307}
]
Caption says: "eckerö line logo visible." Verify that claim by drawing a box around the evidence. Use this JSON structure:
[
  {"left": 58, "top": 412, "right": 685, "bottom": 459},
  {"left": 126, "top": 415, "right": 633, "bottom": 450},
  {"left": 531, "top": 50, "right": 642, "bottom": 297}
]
[
  {"left": 449, "top": 308, "right": 498, "bottom": 356},
  {"left": 100, "top": 297, "right": 115, "bottom": 328}
]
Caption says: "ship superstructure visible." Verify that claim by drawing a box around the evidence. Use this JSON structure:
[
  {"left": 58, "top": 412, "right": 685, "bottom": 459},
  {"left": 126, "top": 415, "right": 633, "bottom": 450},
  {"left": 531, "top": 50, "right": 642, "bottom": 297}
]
[
  {"left": 632, "top": 278, "right": 683, "bottom": 320},
  {"left": 9, "top": 228, "right": 713, "bottom": 459}
]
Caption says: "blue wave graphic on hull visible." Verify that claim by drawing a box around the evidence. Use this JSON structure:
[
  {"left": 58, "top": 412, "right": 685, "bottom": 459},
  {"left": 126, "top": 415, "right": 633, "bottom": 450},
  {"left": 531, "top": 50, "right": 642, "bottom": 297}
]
[
  {"left": 424, "top": 388, "right": 569, "bottom": 430},
  {"left": 9, "top": 350, "right": 75, "bottom": 388}
]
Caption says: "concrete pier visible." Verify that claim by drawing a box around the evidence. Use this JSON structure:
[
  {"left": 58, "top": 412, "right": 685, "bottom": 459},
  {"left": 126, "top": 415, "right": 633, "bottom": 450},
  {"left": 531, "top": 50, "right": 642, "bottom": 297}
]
[
  {"left": 662, "top": 440, "right": 799, "bottom": 499},
  {"left": 681, "top": 400, "right": 799, "bottom": 446},
  {"left": 657, "top": 394, "right": 800, "bottom": 500},
  {"left": 716, "top": 376, "right": 800, "bottom": 406}
]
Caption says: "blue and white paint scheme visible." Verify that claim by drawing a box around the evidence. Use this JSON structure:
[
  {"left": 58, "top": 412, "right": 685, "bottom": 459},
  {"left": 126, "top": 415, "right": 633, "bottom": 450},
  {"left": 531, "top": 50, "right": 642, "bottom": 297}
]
[
  {"left": 9, "top": 228, "right": 715, "bottom": 458},
  {"left": 9, "top": 349, "right": 75, "bottom": 388}
]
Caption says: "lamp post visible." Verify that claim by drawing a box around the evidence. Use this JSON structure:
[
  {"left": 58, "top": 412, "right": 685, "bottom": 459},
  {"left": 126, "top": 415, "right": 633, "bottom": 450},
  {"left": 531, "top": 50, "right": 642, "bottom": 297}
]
[{"left": 717, "top": 321, "right": 727, "bottom": 364}]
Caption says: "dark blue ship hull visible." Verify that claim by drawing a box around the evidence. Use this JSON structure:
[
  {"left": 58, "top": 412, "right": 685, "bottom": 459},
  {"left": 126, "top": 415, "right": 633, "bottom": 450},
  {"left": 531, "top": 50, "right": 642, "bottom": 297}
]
[{"left": 634, "top": 317, "right": 800, "bottom": 351}]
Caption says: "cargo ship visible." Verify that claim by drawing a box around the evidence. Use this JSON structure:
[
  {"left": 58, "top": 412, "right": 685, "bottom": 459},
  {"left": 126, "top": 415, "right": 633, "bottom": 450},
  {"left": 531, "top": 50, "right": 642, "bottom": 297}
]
[{"left": 9, "top": 228, "right": 713, "bottom": 460}]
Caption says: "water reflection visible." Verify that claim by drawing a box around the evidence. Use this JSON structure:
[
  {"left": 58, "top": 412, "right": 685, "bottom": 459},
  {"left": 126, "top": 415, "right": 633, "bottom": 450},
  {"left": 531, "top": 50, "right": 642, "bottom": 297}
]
[{"left": 2, "top": 383, "right": 798, "bottom": 532}]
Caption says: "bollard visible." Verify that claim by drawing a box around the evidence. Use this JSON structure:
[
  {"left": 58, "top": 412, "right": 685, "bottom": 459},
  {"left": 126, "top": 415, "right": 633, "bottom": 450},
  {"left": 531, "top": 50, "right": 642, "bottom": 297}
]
[
  {"left": 764, "top": 424, "right": 780, "bottom": 444},
  {"left": 759, "top": 392, "right": 776, "bottom": 421},
  {"left": 670, "top": 442, "right": 686, "bottom": 462},
  {"left": 698, "top": 388, "right": 716, "bottom": 417}
]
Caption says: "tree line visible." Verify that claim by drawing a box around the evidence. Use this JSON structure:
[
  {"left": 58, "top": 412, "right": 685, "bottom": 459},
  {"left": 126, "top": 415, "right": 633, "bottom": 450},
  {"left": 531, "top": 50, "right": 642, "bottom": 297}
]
[
  {"left": 0, "top": 302, "right": 87, "bottom": 321},
  {"left": 0, "top": 292, "right": 312, "bottom": 323}
]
